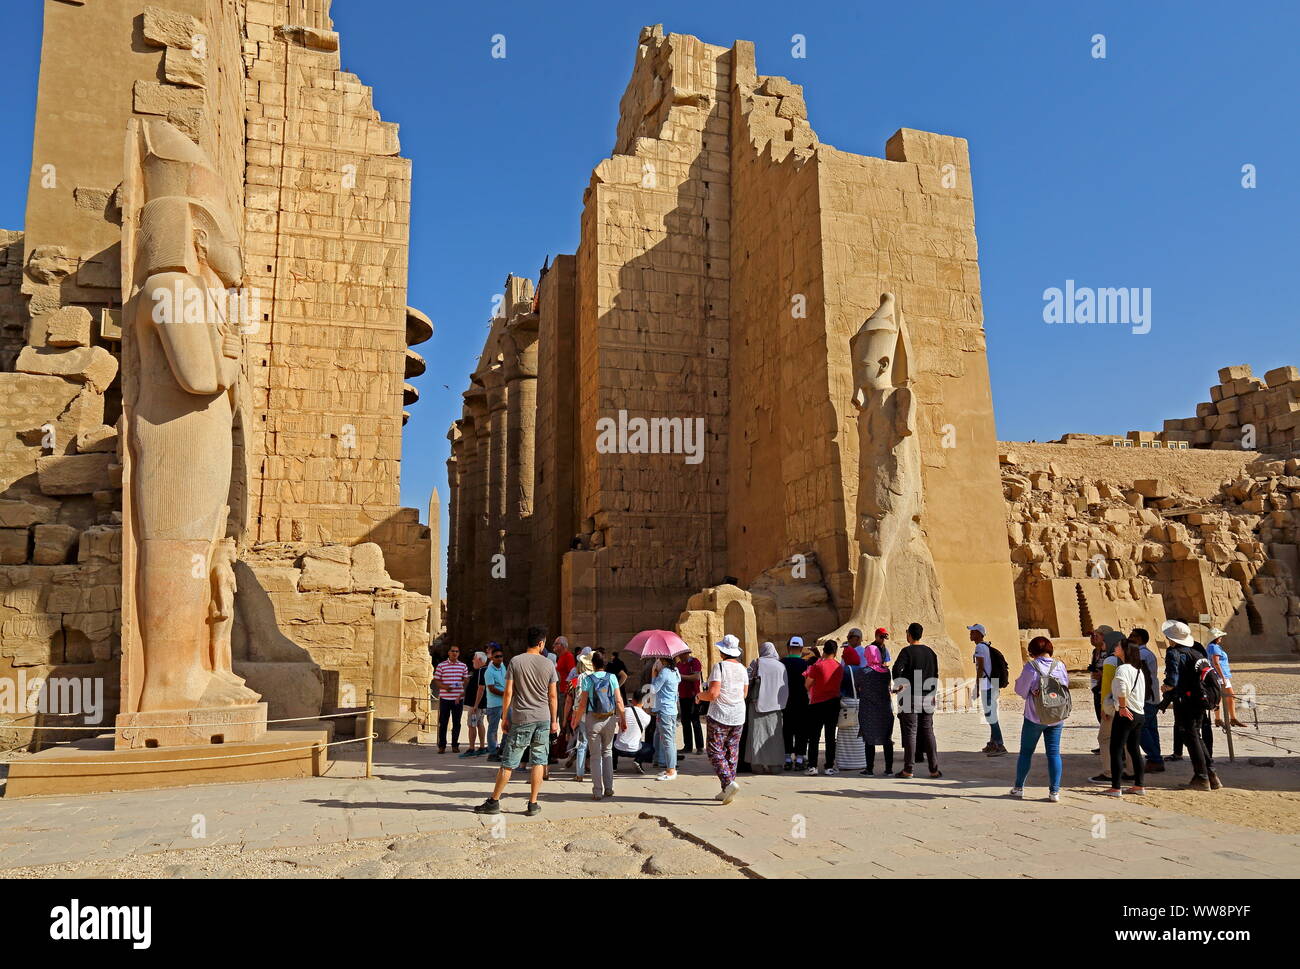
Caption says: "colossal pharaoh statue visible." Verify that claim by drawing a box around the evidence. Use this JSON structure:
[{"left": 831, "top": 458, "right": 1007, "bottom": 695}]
[
  {"left": 826, "top": 293, "right": 947, "bottom": 650},
  {"left": 115, "top": 119, "right": 265, "bottom": 748}
]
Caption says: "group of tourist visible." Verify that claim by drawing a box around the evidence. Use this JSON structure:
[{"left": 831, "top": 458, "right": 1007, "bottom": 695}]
[{"left": 426, "top": 616, "right": 1236, "bottom": 815}]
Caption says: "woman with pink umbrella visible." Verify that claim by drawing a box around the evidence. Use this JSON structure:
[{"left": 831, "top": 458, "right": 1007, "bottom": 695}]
[{"left": 626, "top": 630, "right": 689, "bottom": 781}]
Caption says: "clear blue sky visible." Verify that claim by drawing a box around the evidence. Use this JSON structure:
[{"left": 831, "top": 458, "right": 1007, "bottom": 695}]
[{"left": 2, "top": 1, "right": 1296, "bottom": 545}]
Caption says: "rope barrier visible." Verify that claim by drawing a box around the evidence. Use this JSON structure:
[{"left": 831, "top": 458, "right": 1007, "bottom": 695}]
[
  {"left": 8, "top": 733, "right": 376, "bottom": 768},
  {"left": 0, "top": 708, "right": 374, "bottom": 732},
  {"left": 366, "top": 693, "right": 432, "bottom": 702}
]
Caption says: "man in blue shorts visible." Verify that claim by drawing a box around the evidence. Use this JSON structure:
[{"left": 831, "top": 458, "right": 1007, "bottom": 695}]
[{"left": 474, "top": 625, "right": 558, "bottom": 816}]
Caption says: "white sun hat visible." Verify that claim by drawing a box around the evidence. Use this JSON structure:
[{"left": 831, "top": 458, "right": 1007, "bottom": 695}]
[
  {"left": 715, "top": 634, "right": 742, "bottom": 657},
  {"left": 1161, "top": 620, "right": 1195, "bottom": 647}
]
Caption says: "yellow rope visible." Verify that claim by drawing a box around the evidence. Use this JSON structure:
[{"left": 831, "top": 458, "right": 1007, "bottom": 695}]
[{"left": 10, "top": 733, "right": 375, "bottom": 767}]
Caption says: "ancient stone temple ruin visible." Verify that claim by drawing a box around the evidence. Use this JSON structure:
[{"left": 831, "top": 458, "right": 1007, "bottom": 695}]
[
  {"left": 449, "top": 26, "right": 1300, "bottom": 676},
  {"left": 1, "top": 0, "right": 436, "bottom": 792},
  {"left": 449, "top": 26, "right": 1018, "bottom": 675}
]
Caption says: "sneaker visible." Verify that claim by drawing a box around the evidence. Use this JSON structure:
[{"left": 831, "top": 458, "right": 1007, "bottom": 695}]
[
  {"left": 894, "top": 770, "right": 913, "bottom": 779},
  {"left": 929, "top": 769, "right": 943, "bottom": 778},
  {"left": 655, "top": 772, "right": 677, "bottom": 782},
  {"left": 1209, "top": 772, "right": 1224, "bottom": 790},
  {"left": 1087, "top": 774, "right": 1112, "bottom": 785},
  {"left": 458, "top": 749, "right": 476, "bottom": 759},
  {"left": 1166, "top": 754, "right": 1183, "bottom": 762},
  {"left": 473, "top": 798, "right": 501, "bottom": 815},
  {"left": 721, "top": 781, "right": 740, "bottom": 805},
  {"left": 633, "top": 762, "right": 645, "bottom": 775},
  {"left": 1144, "top": 760, "right": 1165, "bottom": 773},
  {"left": 1124, "top": 787, "right": 1146, "bottom": 796},
  {"left": 805, "top": 767, "right": 819, "bottom": 776},
  {"left": 825, "top": 767, "right": 839, "bottom": 776},
  {"left": 713, "top": 787, "right": 727, "bottom": 801},
  {"left": 486, "top": 754, "right": 500, "bottom": 762},
  {"left": 986, "top": 747, "right": 1007, "bottom": 757},
  {"left": 1102, "top": 788, "right": 1123, "bottom": 797},
  {"left": 783, "top": 759, "right": 793, "bottom": 771},
  {"left": 524, "top": 801, "right": 541, "bottom": 816},
  {"left": 1009, "top": 787, "right": 1024, "bottom": 798},
  {"left": 1048, "top": 791, "right": 1061, "bottom": 803},
  {"left": 1186, "top": 776, "right": 1212, "bottom": 792},
  {"left": 860, "top": 768, "right": 874, "bottom": 776},
  {"left": 1090, "top": 747, "right": 1100, "bottom": 755}
]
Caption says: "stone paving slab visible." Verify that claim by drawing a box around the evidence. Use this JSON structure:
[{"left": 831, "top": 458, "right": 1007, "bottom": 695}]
[{"left": 0, "top": 705, "right": 1296, "bottom": 877}]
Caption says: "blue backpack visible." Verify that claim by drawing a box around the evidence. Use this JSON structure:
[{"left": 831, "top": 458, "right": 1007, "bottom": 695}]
[{"left": 587, "top": 672, "right": 617, "bottom": 718}]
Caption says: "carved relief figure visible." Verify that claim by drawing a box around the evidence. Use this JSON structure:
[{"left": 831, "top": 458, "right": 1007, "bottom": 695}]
[
  {"left": 827, "top": 293, "right": 946, "bottom": 643},
  {"left": 124, "top": 119, "right": 260, "bottom": 712}
]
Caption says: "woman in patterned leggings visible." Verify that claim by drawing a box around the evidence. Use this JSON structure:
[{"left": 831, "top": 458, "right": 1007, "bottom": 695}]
[{"left": 694, "top": 635, "right": 750, "bottom": 804}]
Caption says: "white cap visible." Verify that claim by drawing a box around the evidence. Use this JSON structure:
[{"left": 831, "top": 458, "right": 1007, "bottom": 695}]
[
  {"left": 967, "top": 624, "right": 986, "bottom": 635},
  {"left": 788, "top": 635, "right": 804, "bottom": 648},
  {"left": 1162, "top": 620, "right": 1195, "bottom": 647},
  {"left": 715, "top": 634, "right": 742, "bottom": 657}
]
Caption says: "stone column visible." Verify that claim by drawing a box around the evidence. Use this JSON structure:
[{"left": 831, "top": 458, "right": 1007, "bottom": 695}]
[
  {"left": 462, "top": 387, "right": 488, "bottom": 648},
  {"left": 503, "top": 310, "right": 539, "bottom": 646},
  {"left": 482, "top": 364, "right": 508, "bottom": 648}
]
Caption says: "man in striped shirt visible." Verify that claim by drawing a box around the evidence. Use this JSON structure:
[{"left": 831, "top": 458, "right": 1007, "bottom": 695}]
[{"left": 434, "top": 644, "right": 469, "bottom": 754}]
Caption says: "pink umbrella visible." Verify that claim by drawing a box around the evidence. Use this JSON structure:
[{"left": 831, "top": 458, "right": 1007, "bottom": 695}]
[{"left": 624, "top": 629, "right": 691, "bottom": 659}]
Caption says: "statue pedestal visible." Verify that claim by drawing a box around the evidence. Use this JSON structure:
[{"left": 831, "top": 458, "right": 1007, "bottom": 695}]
[
  {"left": 114, "top": 702, "right": 269, "bottom": 749},
  {"left": 4, "top": 727, "right": 331, "bottom": 798}
]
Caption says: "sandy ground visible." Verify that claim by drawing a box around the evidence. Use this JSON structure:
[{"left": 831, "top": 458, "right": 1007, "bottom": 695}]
[{"left": 0, "top": 814, "right": 746, "bottom": 879}]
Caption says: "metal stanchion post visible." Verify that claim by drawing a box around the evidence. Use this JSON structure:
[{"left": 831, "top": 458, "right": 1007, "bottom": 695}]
[{"left": 365, "top": 691, "right": 375, "bottom": 779}]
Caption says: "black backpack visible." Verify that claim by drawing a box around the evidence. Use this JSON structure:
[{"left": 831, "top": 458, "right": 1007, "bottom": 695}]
[
  {"left": 1175, "top": 646, "right": 1222, "bottom": 713},
  {"left": 988, "top": 645, "right": 1010, "bottom": 689}
]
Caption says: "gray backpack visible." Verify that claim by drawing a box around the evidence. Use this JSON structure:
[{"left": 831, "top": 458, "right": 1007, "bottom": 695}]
[{"left": 1032, "top": 660, "right": 1072, "bottom": 725}]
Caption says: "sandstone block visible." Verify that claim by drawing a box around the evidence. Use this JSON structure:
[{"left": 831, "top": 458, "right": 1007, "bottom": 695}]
[
  {"left": 1132, "top": 478, "right": 1171, "bottom": 499},
  {"left": 1265, "top": 366, "right": 1299, "bottom": 388},
  {"left": 0, "top": 529, "right": 28, "bottom": 565},
  {"left": 32, "top": 524, "right": 79, "bottom": 566},
  {"left": 35, "top": 453, "right": 115, "bottom": 495},
  {"left": 142, "top": 5, "right": 203, "bottom": 48},
  {"left": 36, "top": 306, "right": 93, "bottom": 347},
  {"left": 163, "top": 46, "right": 206, "bottom": 88},
  {"left": 1218, "top": 365, "right": 1253, "bottom": 383},
  {"left": 75, "top": 425, "right": 118, "bottom": 454},
  {"left": 350, "top": 541, "right": 400, "bottom": 592},
  {"left": 15, "top": 345, "right": 118, "bottom": 392},
  {"left": 0, "top": 500, "right": 55, "bottom": 528},
  {"left": 298, "top": 555, "right": 350, "bottom": 593},
  {"left": 25, "top": 245, "right": 77, "bottom": 283}
]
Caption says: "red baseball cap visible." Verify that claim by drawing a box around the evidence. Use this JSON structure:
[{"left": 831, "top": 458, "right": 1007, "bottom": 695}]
[{"left": 875, "top": 627, "right": 889, "bottom": 637}]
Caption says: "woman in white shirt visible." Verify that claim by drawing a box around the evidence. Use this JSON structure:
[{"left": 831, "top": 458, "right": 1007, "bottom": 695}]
[
  {"left": 695, "top": 635, "right": 750, "bottom": 804},
  {"left": 1105, "top": 641, "right": 1149, "bottom": 797},
  {"left": 613, "top": 688, "right": 652, "bottom": 774}
]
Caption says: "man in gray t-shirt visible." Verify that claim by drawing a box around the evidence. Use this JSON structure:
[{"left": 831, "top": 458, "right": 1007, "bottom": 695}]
[
  {"left": 506, "top": 652, "right": 558, "bottom": 726},
  {"left": 474, "top": 626, "right": 558, "bottom": 817}
]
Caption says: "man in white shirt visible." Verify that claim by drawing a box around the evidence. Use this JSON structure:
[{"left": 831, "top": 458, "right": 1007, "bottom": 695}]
[{"left": 970, "top": 624, "right": 1006, "bottom": 755}]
